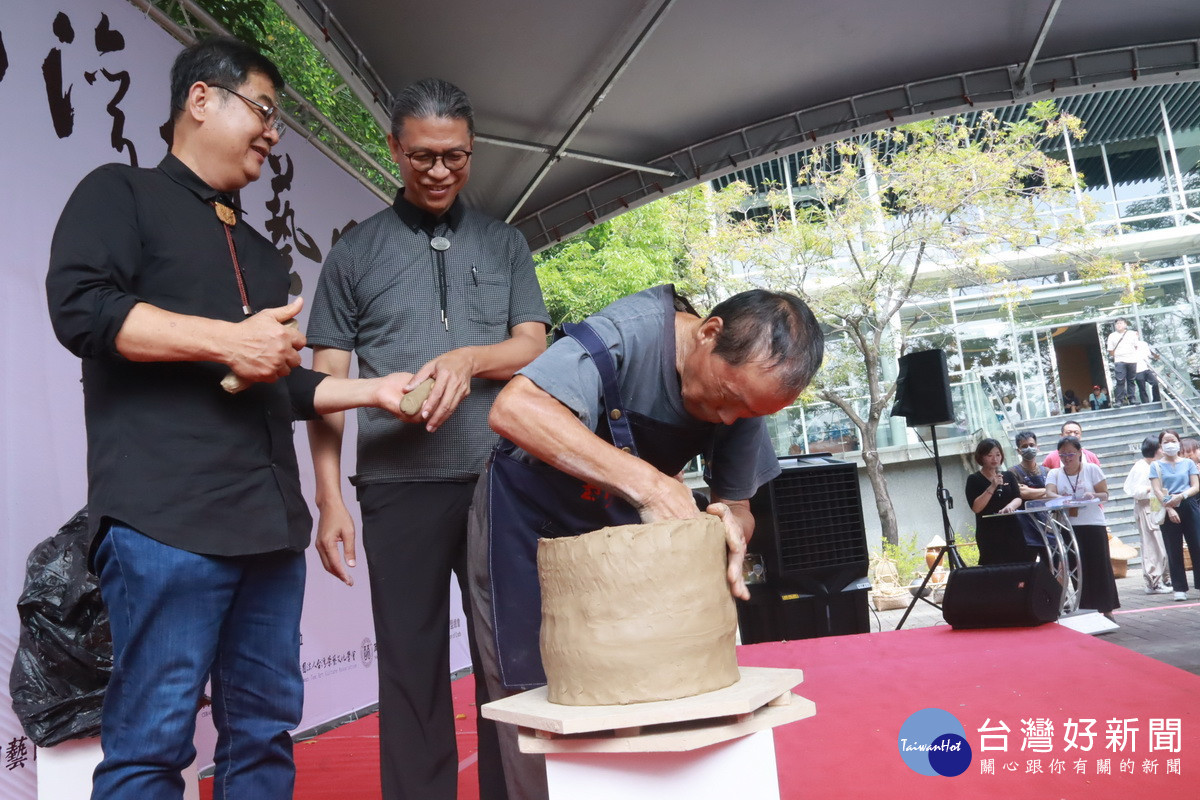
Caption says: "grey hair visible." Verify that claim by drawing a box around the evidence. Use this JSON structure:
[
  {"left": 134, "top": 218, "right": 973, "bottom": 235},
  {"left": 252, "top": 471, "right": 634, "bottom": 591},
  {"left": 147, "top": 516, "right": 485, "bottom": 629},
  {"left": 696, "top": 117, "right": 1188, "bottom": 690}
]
[
  {"left": 390, "top": 78, "right": 474, "bottom": 138},
  {"left": 707, "top": 289, "right": 824, "bottom": 395}
]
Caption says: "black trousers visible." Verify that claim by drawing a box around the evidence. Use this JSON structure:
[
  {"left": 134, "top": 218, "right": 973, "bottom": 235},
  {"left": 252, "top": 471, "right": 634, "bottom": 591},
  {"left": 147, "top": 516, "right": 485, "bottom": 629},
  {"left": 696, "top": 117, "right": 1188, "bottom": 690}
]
[
  {"left": 1135, "top": 369, "right": 1161, "bottom": 403},
  {"left": 1161, "top": 497, "right": 1200, "bottom": 593},
  {"left": 1113, "top": 361, "right": 1137, "bottom": 404},
  {"left": 1071, "top": 523, "right": 1120, "bottom": 613},
  {"left": 359, "top": 481, "right": 507, "bottom": 800}
]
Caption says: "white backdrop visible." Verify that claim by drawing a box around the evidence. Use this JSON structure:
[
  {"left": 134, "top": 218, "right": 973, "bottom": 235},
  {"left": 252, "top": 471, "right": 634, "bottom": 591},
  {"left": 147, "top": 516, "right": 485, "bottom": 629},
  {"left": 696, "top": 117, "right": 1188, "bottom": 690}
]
[{"left": 0, "top": 1, "right": 470, "bottom": 795}]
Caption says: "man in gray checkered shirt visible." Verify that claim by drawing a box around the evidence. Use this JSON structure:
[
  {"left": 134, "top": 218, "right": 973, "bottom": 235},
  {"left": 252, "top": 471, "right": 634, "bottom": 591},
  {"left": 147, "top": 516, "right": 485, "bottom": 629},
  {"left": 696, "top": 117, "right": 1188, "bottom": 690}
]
[{"left": 306, "top": 78, "right": 549, "bottom": 800}]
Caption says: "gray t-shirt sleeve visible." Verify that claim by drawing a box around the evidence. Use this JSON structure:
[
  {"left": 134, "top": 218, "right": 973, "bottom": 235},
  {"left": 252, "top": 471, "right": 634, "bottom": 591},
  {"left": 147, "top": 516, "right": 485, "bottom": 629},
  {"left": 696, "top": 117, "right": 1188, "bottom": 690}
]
[
  {"left": 516, "top": 322, "right": 616, "bottom": 431},
  {"left": 706, "top": 418, "right": 781, "bottom": 500},
  {"left": 503, "top": 227, "right": 551, "bottom": 329},
  {"left": 306, "top": 237, "right": 359, "bottom": 350}
]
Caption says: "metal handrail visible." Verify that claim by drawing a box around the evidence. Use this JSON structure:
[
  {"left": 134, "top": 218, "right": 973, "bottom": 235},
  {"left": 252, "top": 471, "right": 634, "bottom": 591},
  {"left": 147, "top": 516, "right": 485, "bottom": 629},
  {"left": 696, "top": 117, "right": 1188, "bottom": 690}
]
[
  {"left": 1147, "top": 350, "right": 1200, "bottom": 438},
  {"left": 977, "top": 374, "right": 1019, "bottom": 444}
]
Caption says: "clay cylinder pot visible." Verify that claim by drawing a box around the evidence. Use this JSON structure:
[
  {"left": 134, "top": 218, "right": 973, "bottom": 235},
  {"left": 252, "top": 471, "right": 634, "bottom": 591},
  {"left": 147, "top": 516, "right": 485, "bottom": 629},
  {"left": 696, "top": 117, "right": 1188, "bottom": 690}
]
[{"left": 537, "top": 516, "right": 740, "bottom": 706}]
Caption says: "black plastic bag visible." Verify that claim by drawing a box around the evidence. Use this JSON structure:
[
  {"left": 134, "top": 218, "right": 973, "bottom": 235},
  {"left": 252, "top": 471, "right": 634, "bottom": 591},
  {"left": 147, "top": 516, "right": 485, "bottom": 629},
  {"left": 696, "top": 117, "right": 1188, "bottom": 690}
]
[{"left": 9, "top": 507, "right": 112, "bottom": 746}]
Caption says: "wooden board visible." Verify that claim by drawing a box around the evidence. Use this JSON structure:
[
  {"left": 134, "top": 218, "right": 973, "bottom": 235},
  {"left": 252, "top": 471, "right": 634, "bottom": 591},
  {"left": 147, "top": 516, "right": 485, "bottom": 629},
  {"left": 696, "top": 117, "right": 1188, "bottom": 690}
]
[
  {"left": 482, "top": 666, "right": 805, "bottom": 735},
  {"left": 518, "top": 693, "right": 816, "bottom": 754}
]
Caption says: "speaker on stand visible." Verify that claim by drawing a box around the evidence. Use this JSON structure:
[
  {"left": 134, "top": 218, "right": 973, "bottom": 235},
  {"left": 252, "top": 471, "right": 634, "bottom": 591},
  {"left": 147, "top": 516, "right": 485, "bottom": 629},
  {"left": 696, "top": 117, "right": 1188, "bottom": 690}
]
[
  {"left": 738, "top": 453, "right": 871, "bottom": 644},
  {"left": 889, "top": 349, "right": 968, "bottom": 630}
]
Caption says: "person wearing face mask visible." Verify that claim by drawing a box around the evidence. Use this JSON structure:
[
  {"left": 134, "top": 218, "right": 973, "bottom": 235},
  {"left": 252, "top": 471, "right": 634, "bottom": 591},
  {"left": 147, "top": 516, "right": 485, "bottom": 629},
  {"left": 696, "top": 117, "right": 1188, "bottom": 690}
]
[
  {"left": 1010, "top": 431, "right": 1055, "bottom": 557},
  {"left": 1123, "top": 435, "right": 1172, "bottom": 594},
  {"left": 1149, "top": 429, "right": 1200, "bottom": 601},
  {"left": 1045, "top": 436, "right": 1119, "bottom": 618},
  {"left": 965, "top": 438, "right": 1026, "bottom": 565}
]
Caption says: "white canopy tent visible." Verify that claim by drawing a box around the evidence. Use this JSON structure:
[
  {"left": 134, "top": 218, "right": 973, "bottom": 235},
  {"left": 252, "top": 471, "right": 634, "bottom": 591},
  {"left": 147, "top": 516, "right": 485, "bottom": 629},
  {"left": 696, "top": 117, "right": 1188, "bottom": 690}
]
[{"left": 279, "top": 0, "right": 1200, "bottom": 250}]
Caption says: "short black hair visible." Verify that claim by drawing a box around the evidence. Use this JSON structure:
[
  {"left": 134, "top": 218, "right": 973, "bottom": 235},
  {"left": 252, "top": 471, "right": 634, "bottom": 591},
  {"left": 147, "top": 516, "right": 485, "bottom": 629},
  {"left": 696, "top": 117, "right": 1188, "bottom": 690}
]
[
  {"left": 390, "top": 78, "right": 475, "bottom": 138},
  {"left": 1057, "top": 435, "right": 1082, "bottom": 452},
  {"left": 1060, "top": 419, "right": 1082, "bottom": 434},
  {"left": 707, "top": 289, "right": 824, "bottom": 395},
  {"left": 170, "top": 37, "right": 283, "bottom": 121},
  {"left": 1015, "top": 430, "right": 1037, "bottom": 448},
  {"left": 1141, "top": 436, "right": 1161, "bottom": 458},
  {"left": 974, "top": 438, "right": 1004, "bottom": 466}
]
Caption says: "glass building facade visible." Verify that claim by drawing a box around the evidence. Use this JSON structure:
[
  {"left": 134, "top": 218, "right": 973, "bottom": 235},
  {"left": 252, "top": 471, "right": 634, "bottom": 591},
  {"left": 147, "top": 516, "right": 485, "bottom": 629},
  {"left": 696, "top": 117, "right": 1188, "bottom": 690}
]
[{"left": 719, "top": 81, "right": 1200, "bottom": 458}]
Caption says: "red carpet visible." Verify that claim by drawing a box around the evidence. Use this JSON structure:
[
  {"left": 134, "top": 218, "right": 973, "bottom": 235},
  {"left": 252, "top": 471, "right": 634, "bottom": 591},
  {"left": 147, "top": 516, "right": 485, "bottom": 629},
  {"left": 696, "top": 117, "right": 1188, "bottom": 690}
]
[{"left": 203, "top": 624, "right": 1199, "bottom": 799}]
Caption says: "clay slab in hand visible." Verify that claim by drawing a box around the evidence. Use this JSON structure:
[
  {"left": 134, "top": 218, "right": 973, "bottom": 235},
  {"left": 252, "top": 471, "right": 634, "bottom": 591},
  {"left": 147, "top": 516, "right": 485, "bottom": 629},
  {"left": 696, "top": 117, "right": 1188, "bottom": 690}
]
[{"left": 400, "top": 378, "right": 435, "bottom": 416}]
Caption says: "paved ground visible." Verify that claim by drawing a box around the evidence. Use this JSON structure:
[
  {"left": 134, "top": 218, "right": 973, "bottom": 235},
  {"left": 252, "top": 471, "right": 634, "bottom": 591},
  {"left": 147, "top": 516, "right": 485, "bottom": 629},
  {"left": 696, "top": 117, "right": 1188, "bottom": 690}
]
[{"left": 870, "top": 567, "right": 1200, "bottom": 676}]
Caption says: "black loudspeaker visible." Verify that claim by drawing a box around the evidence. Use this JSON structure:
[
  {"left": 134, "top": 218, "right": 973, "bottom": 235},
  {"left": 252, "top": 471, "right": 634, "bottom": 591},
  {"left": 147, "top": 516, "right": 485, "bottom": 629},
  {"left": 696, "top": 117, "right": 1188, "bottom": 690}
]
[
  {"left": 891, "top": 349, "right": 954, "bottom": 426},
  {"left": 941, "top": 562, "right": 1061, "bottom": 629},
  {"left": 738, "top": 454, "right": 871, "bottom": 643}
]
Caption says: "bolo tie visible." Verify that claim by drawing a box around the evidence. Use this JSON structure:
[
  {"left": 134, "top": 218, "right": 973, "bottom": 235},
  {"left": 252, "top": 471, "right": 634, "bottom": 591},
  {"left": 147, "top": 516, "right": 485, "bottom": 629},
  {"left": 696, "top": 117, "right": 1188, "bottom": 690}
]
[
  {"left": 213, "top": 199, "right": 252, "bottom": 316},
  {"left": 212, "top": 198, "right": 297, "bottom": 393},
  {"left": 430, "top": 234, "right": 451, "bottom": 330}
]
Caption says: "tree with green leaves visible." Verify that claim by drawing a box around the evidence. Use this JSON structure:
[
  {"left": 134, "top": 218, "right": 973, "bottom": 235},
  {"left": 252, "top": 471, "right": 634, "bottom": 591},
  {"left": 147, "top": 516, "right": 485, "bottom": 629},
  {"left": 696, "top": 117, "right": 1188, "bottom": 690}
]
[
  {"left": 533, "top": 184, "right": 734, "bottom": 326},
  {"left": 155, "top": 0, "right": 398, "bottom": 192},
  {"left": 698, "top": 103, "right": 1122, "bottom": 545}
]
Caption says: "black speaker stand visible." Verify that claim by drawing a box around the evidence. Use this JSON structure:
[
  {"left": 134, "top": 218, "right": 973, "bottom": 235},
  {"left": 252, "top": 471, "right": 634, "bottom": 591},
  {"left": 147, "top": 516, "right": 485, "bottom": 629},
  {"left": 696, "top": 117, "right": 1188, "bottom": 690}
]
[{"left": 895, "top": 424, "right": 966, "bottom": 630}]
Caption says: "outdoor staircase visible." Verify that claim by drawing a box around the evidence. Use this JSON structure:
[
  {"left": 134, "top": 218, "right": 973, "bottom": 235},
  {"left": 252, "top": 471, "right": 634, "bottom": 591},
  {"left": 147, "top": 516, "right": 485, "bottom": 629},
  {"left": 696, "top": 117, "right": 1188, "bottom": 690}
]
[{"left": 1017, "top": 402, "right": 1185, "bottom": 557}]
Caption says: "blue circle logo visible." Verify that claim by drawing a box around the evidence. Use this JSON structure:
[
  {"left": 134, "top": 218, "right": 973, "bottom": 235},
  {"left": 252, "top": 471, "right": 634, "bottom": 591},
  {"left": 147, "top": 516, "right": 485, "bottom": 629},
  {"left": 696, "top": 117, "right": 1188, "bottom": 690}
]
[{"left": 898, "top": 708, "right": 973, "bottom": 777}]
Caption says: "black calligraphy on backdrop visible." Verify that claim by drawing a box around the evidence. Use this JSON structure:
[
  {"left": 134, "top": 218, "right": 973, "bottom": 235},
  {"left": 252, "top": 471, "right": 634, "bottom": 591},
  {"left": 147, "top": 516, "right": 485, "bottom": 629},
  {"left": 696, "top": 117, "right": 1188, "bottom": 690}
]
[
  {"left": 19, "top": 11, "right": 368, "bottom": 293},
  {"left": 41, "top": 11, "right": 136, "bottom": 166},
  {"left": 264, "top": 153, "right": 363, "bottom": 295},
  {"left": 0, "top": 29, "right": 9, "bottom": 84}
]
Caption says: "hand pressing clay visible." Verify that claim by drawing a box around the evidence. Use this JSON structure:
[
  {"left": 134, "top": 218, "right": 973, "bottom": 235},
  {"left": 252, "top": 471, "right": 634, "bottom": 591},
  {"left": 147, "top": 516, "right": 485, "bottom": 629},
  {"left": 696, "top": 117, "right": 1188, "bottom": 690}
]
[
  {"left": 538, "top": 515, "right": 740, "bottom": 706},
  {"left": 220, "top": 319, "right": 299, "bottom": 394},
  {"left": 400, "top": 377, "right": 435, "bottom": 416}
]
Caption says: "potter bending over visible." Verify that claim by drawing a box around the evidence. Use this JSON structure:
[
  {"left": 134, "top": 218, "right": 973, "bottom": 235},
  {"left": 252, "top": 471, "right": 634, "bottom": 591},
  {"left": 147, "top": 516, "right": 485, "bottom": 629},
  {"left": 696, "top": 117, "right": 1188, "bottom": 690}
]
[{"left": 466, "top": 284, "right": 825, "bottom": 800}]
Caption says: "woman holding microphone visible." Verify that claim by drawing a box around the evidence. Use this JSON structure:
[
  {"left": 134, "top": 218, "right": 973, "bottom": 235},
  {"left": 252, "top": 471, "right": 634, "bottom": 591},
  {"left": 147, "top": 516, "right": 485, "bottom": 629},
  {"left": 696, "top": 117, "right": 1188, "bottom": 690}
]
[{"left": 965, "top": 438, "right": 1025, "bottom": 565}]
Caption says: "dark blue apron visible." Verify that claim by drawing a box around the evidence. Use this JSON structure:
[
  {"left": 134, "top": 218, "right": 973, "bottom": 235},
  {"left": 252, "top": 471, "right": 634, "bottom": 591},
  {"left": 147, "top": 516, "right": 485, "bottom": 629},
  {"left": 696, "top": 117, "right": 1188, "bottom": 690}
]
[{"left": 486, "top": 320, "right": 715, "bottom": 690}]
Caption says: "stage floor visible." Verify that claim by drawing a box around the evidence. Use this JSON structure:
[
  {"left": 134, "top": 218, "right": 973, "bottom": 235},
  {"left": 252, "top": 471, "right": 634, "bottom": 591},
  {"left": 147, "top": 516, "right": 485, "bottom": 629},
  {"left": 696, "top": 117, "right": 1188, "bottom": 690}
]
[{"left": 202, "top": 614, "right": 1200, "bottom": 800}]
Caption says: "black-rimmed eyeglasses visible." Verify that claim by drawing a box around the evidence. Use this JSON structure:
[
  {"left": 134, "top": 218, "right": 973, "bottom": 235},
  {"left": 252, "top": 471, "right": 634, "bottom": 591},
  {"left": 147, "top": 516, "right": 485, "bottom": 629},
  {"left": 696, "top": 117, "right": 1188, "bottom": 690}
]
[
  {"left": 401, "top": 149, "right": 472, "bottom": 173},
  {"left": 211, "top": 84, "right": 287, "bottom": 139}
]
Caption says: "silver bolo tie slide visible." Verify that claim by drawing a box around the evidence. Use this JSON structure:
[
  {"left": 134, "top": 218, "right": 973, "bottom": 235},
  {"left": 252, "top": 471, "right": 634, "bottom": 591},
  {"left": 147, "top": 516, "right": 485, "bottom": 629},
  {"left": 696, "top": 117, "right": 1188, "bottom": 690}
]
[{"left": 430, "top": 236, "right": 451, "bottom": 330}]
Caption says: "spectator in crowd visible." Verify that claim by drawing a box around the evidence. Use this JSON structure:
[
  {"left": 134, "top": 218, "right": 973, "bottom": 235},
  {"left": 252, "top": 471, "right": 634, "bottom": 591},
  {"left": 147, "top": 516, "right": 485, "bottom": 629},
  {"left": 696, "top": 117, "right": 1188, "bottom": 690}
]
[
  {"left": 1088, "top": 385, "right": 1109, "bottom": 410},
  {"left": 1106, "top": 318, "right": 1142, "bottom": 406},
  {"left": 965, "top": 438, "right": 1026, "bottom": 565},
  {"left": 1133, "top": 338, "right": 1161, "bottom": 403},
  {"left": 1045, "top": 436, "right": 1120, "bottom": 618},
  {"left": 1010, "top": 430, "right": 1051, "bottom": 554},
  {"left": 1149, "top": 429, "right": 1200, "bottom": 602},
  {"left": 1123, "top": 435, "right": 1172, "bottom": 594},
  {"left": 1062, "top": 389, "right": 1083, "bottom": 414},
  {"left": 1043, "top": 420, "right": 1100, "bottom": 469}
]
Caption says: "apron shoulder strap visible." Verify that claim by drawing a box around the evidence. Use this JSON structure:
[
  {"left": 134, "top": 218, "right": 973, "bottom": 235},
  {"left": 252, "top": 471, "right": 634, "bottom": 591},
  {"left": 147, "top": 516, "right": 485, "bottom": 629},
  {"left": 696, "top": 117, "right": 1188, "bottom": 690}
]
[{"left": 562, "top": 321, "right": 638, "bottom": 456}]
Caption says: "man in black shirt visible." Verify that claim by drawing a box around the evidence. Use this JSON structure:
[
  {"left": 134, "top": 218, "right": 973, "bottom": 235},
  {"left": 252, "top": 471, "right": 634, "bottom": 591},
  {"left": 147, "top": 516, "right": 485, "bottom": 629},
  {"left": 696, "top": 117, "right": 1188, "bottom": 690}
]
[{"left": 45, "top": 38, "right": 411, "bottom": 799}]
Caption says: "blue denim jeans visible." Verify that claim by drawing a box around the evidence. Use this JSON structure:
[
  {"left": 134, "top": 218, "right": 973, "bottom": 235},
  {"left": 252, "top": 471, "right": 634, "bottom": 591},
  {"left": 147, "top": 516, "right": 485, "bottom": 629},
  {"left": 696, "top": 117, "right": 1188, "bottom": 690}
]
[{"left": 92, "top": 524, "right": 305, "bottom": 800}]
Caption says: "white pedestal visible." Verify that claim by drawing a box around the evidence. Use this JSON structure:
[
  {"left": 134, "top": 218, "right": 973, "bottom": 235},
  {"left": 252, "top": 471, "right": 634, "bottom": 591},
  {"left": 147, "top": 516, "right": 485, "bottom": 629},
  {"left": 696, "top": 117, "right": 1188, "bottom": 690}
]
[
  {"left": 37, "top": 737, "right": 200, "bottom": 800},
  {"left": 483, "top": 667, "right": 813, "bottom": 800},
  {"left": 544, "top": 728, "right": 780, "bottom": 800}
]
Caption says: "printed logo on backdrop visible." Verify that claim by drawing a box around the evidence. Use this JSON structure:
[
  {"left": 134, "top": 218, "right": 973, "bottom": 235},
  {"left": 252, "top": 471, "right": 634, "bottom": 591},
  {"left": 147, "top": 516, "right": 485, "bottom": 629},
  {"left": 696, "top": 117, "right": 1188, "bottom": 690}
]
[
  {"left": 898, "top": 708, "right": 973, "bottom": 777},
  {"left": 301, "top": 648, "right": 360, "bottom": 683},
  {"left": 361, "top": 637, "right": 374, "bottom": 668}
]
